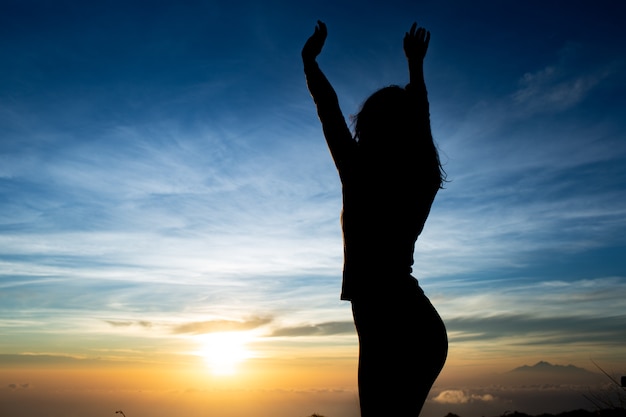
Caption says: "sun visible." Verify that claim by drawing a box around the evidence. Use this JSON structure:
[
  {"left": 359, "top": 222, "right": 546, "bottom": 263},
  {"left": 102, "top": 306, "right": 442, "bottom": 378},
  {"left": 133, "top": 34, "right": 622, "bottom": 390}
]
[{"left": 197, "top": 332, "right": 253, "bottom": 376}]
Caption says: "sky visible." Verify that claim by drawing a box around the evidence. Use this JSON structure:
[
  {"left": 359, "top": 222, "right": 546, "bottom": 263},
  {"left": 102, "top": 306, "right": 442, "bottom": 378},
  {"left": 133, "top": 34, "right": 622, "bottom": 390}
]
[{"left": 1, "top": 0, "right": 626, "bottom": 416}]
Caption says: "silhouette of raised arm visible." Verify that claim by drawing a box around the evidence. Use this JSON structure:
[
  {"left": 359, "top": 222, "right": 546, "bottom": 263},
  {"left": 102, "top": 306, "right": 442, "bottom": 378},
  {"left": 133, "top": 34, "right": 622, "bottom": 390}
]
[
  {"left": 302, "top": 21, "right": 354, "bottom": 178},
  {"left": 404, "top": 22, "right": 430, "bottom": 93},
  {"left": 403, "top": 22, "right": 432, "bottom": 138}
]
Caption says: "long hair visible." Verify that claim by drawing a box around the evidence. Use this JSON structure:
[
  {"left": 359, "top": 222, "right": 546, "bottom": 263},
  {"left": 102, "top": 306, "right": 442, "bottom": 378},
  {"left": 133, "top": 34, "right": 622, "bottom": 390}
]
[{"left": 352, "top": 85, "right": 446, "bottom": 189}]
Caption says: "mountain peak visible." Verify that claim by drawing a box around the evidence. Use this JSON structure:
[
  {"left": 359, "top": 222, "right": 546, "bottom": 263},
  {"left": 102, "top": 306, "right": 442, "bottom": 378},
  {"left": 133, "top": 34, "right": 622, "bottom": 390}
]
[{"left": 510, "top": 361, "right": 592, "bottom": 374}]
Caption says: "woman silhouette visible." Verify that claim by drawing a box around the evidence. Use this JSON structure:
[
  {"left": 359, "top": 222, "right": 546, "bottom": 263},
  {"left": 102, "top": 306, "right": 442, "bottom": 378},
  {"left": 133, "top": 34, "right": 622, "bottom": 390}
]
[{"left": 302, "top": 21, "right": 448, "bottom": 416}]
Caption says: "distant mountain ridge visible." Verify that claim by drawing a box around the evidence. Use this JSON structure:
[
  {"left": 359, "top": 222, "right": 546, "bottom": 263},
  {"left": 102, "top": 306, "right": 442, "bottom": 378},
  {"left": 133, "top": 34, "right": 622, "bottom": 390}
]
[{"left": 509, "top": 361, "right": 595, "bottom": 374}]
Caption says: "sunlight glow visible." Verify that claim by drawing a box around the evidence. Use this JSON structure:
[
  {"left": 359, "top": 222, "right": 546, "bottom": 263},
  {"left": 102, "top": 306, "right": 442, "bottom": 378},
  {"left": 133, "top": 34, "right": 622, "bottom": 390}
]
[{"left": 197, "top": 332, "right": 254, "bottom": 376}]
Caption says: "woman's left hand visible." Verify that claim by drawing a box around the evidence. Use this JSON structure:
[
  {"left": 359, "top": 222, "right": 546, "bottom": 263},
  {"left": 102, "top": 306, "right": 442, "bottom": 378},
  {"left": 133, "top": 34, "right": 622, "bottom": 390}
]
[{"left": 404, "top": 22, "right": 430, "bottom": 61}]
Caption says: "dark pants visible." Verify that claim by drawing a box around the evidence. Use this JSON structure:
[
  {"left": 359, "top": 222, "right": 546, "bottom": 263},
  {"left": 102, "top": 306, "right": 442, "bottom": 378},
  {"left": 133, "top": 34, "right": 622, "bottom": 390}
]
[{"left": 351, "top": 283, "right": 447, "bottom": 417}]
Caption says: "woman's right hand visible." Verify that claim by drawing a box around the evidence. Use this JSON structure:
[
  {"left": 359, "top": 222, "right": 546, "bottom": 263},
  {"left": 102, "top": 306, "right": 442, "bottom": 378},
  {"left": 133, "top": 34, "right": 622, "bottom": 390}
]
[{"left": 302, "top": 20, "right": 327, "bottom": 64}]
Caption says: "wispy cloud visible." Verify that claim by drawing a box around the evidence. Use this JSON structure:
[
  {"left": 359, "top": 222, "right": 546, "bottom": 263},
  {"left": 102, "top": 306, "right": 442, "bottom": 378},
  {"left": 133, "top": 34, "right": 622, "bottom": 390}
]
[
  {"left": 433, "top": 389, "right": 494, "bottom": 404},
  {"left": 512, "top": 42, "right": 622, "bottom": 114},
  {"left": 105, "top": 320, "right": 153, "bottom": 328},
  {"left": 7, "top": 383, "right": 31, "bottom": 390},
  {"left": 513, "top": 65, "right": 603, "bottom": 114},
  {"left": 269, "top": 321, "right": 354, "bottom": 337},
  {"left": 447, "top": 313, "right": 626, "bottom": 346},
  {"left": 171, "top": 316, "right": 273, "bottom": 335}
]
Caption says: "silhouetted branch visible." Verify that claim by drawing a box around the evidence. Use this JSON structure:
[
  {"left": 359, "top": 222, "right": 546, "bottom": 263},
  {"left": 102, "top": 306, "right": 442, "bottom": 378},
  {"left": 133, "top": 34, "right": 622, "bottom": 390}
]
[{"left": 582, "top": 360, "right": 626, "bottom": 410}]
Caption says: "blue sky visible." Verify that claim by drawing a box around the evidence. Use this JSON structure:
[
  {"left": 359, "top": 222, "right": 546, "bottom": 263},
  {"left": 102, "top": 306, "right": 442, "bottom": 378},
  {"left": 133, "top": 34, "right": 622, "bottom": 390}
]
[{"left": 1, "top": 0, "right": 626, "bottom": 415}]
